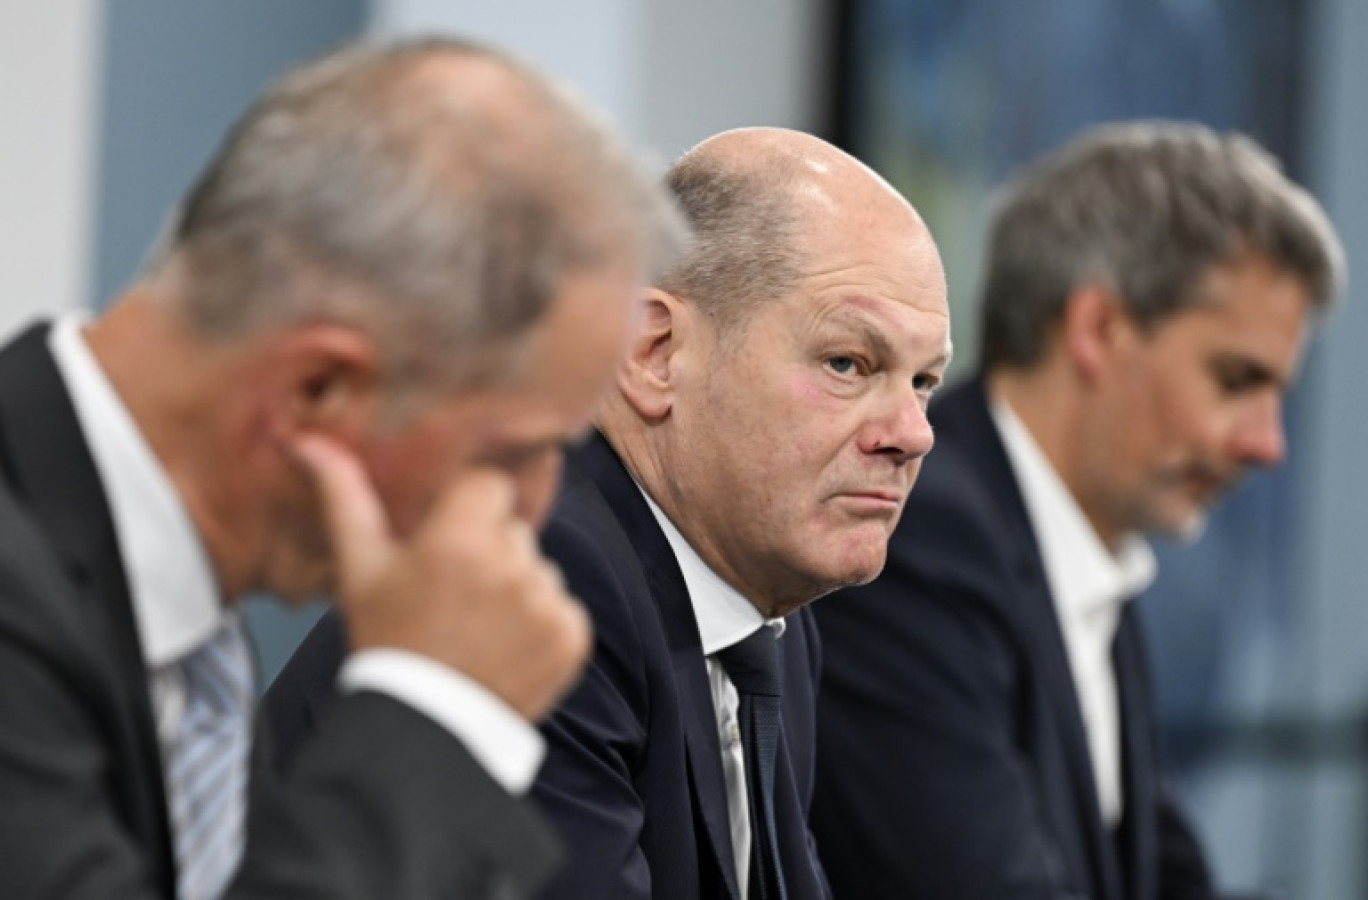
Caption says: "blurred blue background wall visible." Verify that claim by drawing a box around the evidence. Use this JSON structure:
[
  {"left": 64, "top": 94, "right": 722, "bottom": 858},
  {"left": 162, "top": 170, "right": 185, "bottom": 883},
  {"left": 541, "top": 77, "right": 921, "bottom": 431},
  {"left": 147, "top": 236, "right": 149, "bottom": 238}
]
[{"left": 1, "top": 2, "right": 1362, "bottom": 896}]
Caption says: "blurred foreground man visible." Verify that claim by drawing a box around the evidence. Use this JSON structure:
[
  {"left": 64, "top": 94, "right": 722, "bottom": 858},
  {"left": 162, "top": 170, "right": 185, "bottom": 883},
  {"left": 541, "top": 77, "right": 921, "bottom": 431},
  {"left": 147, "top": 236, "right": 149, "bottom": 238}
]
[
  {"left": 812, "top": 122, "right": 1345, "bottom": 900},
  {"left": 268, "top": 127, "right": 952, "bottom": 900},
  {"left": 0, "top": 38, "right": 681, "bottom": 900}
]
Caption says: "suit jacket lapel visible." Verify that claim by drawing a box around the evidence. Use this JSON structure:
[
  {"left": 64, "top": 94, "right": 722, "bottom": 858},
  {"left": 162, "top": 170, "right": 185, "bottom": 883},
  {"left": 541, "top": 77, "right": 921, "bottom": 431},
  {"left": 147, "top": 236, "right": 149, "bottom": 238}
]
[
  {"left": 947, "top": 379, "right": 1125, "bottom": 899},
  {"left": 574, "top": 433, "right": 743, "bottom": 900},
  {"left": 0, "top": 322, "right": 176, "bottom": 894}
]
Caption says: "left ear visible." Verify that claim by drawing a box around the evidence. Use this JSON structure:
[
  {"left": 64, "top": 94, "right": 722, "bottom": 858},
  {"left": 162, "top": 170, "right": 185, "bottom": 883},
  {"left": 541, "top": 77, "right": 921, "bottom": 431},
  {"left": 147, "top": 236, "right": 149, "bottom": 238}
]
[
  {"left": 263, "top": 323, "right": 384, "bottom": 447},
  {"left": 1061, "top": 283, "right": 1137, "bottom": 382}
]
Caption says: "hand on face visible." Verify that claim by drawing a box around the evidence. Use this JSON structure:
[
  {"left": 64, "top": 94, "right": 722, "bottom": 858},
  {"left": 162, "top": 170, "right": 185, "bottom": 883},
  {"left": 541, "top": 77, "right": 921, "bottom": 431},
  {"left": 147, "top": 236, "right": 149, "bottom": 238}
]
[{"left": 291, "top": 433, "right": 591, "bottom": 723}]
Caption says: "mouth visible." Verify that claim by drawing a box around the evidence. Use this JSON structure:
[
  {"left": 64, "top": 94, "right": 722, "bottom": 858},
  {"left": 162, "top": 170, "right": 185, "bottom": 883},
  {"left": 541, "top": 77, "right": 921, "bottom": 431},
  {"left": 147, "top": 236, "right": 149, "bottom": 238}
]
[
  {"left": 1182, "top": 469, "right": 1235, "bottom": 503},
  {"left": 832, "top": 489, "right": 905, "bottom": 514}
]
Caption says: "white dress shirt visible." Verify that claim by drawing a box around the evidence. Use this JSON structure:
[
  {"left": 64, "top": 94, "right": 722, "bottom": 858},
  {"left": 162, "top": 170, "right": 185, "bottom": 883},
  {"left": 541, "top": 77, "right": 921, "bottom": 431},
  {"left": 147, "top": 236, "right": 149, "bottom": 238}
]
[
  {"left": 48, "top": 314, "right": 543, "bottom": 797},
  {"left": 640, "top": 488, "right": 785, "bottom": 900},
  {"left": 990, "top": 398, "right": 1156, "bottom": 827}
]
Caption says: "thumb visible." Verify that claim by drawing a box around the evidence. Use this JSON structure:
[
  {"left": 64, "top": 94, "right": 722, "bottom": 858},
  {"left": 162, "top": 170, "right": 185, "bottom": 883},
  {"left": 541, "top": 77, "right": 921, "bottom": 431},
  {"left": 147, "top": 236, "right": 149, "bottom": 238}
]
[{"left": 291, "top": 433, "right": 394, "bottom": 595}]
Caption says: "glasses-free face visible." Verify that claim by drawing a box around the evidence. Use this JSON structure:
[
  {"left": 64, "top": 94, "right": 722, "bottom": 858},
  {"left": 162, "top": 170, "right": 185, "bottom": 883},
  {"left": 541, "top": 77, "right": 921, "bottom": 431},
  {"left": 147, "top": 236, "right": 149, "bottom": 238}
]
[
  {"left": 1075, "top": 253, "right": 1312, "bottom": 544},
  {"left": 658, "top": 212, "right": 952, "bottom": 616}
]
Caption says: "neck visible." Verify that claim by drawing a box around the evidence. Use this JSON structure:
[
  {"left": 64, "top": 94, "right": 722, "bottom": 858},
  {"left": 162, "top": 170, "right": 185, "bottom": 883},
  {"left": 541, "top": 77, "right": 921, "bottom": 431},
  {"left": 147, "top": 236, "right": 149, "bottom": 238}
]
[
  {"left": 598, "top": 405, "right": 816, "bottom": 619},
  {"left": 84, "top": 293, "right": 264, "bottom": 600}
]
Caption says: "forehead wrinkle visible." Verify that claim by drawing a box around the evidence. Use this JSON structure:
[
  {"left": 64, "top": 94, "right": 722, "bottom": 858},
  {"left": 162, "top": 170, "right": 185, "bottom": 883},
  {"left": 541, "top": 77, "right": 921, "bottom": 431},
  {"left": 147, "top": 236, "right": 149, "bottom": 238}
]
[{"left": 800, "top": 250, "right": 949, "bottom": 311}]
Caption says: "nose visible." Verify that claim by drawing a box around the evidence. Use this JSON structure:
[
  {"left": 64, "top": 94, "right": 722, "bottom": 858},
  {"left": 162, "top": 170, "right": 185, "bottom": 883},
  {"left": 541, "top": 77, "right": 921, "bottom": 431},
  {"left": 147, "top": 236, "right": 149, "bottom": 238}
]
[
  {"left": 516, "top": 449, "right": 565, "bottom": 530},
  {"left": 1230, "top": 394, "right": 1286, "bottom": 469},
  {"left": 858, "top": 390, "right": 935, "bottom": 465}
]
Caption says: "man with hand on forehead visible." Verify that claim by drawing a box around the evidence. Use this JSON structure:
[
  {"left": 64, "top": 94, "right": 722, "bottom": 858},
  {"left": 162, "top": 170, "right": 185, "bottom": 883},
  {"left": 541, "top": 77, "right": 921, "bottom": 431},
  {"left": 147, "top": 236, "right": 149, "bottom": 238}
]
[{"left": 0, "top": 37, "right": 684, "bottom": 900}]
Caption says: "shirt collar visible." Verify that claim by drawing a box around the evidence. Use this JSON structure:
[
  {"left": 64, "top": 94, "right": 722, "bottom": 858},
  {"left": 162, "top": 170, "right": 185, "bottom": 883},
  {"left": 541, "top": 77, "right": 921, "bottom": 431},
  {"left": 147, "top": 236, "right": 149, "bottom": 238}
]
[
  {"left": 636, "top": 485, "right": 785, "bottom": 655},
  {"left": 989, "top": 397, "right": 1156, "bottom": 619},
  {"left": 48, "top": 314, "right": 223, "bottom": 668}
]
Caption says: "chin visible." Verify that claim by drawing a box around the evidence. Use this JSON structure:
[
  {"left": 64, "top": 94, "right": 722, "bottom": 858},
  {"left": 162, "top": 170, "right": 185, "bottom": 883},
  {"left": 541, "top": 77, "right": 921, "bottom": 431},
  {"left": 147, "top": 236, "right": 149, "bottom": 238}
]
[
  {"left": 1147, "top": 504, "right": 1209, "bottom": 544},
  {"left": 1171, "top": 509, "right": 1209, "bottom": 544},
  {"left": 820, "top": 545, "right": 889, "bottom": 589}
]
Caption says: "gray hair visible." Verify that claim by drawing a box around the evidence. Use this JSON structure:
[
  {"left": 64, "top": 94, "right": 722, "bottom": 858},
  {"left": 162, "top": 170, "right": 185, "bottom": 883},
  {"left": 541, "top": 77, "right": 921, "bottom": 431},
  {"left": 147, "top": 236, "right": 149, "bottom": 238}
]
[
  {"left": 656, "top": 151, "right": 803, "bottom": 342},
  {"left": 149, "top": 37, "right": 687, "bottom": 387},
  {"left": 980, "top": 120, "right": 1346, "bottom": 371}
]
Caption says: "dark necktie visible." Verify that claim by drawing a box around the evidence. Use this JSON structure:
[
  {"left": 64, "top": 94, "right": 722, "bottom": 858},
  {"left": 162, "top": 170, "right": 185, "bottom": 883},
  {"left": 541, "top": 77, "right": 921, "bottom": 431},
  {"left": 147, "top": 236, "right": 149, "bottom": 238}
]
[{"left": 717, "top": 626, "right": 788, "bottom": 900}]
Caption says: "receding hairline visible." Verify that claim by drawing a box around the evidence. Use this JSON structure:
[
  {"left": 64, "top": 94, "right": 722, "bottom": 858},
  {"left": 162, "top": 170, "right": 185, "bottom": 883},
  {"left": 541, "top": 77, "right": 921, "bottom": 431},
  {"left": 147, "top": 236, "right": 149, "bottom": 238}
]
[{"left": 659, "top": 127, "right": 930, "bottom": 339}]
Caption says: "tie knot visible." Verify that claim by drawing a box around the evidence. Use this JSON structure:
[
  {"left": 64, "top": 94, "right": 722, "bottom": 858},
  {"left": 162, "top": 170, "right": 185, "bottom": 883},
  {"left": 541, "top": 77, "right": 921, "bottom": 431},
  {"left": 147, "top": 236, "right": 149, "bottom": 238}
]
[{"left": 716, "top": 626, "right": 782, "bottom": 697}]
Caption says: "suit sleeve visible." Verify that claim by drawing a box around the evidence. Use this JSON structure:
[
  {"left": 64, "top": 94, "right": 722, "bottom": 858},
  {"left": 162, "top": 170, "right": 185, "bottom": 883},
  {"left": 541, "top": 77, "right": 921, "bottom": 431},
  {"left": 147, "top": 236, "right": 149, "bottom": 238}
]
[
  {"left": 232, "top": 690, "right": 562, "bottom": 899},
  {"left": 0, "top": 529, "right": 560, "bottom": 899},
  {"left": 529, "top": 516, "right": 656, "bottom": 900},
  {"left": 811, "top": 490, "right": 1088, "bottom": 900}
]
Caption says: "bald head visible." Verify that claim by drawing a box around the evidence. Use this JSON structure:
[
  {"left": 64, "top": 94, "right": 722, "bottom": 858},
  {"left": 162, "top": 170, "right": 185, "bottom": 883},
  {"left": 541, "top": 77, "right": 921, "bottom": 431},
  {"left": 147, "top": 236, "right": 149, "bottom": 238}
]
[
  {"left": 603, "top": 127, "right": 948, "bottom": 614},
  {"left": 659, "top": 127, "right": 929, "bottom": 339},
  {"left": 152, "top": 37, "right": 685, "bottom": 389}
]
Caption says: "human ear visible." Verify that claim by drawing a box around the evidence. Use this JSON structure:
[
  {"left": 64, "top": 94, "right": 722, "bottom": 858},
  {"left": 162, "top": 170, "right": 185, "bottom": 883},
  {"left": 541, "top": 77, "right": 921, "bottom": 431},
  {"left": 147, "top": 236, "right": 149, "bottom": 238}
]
[
  {"left": 1062, "top": 284, "right": 1133, "bottom": 382},
  {"left": 616, "top": 288, "right": 687, "bottom": 421},
  {"left": 266, "top": 324, "right": 383, "bottom": 444}
]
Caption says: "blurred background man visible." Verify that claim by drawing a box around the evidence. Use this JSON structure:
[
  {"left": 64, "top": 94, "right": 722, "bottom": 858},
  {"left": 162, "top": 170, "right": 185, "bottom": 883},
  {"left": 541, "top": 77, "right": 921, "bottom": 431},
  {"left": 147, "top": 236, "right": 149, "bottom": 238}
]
[
  {"left": 0, "top": 37, "right": 683, "bottom": 900},
  {"left": 811, "top": 121, "right": 1344, "bottom": 900}
]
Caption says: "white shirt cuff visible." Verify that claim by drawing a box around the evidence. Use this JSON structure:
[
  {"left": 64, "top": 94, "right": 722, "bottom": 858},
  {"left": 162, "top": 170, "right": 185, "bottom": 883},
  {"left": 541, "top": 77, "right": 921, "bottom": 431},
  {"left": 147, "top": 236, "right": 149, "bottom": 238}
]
[{"left": 338, "top": 649, "right": 546, "bottom": 795}]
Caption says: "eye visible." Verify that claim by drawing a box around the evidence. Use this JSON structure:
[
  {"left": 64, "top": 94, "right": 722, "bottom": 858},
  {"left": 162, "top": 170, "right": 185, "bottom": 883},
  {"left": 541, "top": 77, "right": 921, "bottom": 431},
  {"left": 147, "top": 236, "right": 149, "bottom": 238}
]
[
  {"left": 1210, "top": 358, "right": 1273, "bottom": 396},
  {"left": 825, "top": 355, "right": 860, "bottom": 376},
  {"left": 912, "top": 373, "right": 941, "bottom": 394}
]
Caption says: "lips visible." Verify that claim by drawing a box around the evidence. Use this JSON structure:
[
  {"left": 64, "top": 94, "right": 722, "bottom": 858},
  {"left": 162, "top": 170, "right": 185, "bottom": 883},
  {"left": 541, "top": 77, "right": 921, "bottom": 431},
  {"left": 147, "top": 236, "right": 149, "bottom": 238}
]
[
  {"left": 841, "top": 489, "right": 904, "bottom": 504},
  {"left": 829, "top": 488, "right": 906, "bottom": 515},
  {"left": 1181, "top": 467, "right": 1237, "bottom": 502}
]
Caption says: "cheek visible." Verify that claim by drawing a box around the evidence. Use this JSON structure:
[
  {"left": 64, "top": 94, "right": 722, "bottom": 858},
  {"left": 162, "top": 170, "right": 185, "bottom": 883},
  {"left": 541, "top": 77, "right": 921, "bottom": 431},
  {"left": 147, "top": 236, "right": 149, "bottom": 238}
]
[
  {"left": 1152, "top": 384, "right": 1225, "bottom": 460},
  {"left": 788, "top": 369, "right": 847, "bottom": 412},
  {"left": 789, "top": 369, "right": 822, "bottom": 401}
]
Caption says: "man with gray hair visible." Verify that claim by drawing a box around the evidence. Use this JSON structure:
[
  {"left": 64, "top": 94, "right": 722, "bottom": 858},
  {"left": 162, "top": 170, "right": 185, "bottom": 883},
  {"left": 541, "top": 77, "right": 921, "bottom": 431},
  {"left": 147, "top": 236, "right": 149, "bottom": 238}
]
[
  {"left": 0, "top": 37, "right": 682, "bottom": 900},
  {"left": 811, "top": 121, "right": 1344, "bottom": 900}
]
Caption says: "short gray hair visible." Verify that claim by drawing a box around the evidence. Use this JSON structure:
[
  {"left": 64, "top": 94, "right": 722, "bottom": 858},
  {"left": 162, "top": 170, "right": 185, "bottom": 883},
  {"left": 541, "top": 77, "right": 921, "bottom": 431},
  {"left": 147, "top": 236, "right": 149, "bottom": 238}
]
[
  {"left": 150, "top": 37, "right": 687, "bottom": 387},
  {"left": 980, "top": 121, "right": 1346, "bottom": 371},
  {"left": 656, "top": 151, "right": 803, "bottom": 341}
]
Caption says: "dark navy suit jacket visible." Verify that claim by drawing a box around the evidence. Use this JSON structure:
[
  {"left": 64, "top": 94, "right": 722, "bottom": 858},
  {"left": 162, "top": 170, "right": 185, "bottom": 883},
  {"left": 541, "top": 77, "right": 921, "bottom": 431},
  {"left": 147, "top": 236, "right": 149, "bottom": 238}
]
[
  {"left": 810, "top": 377, "right": 1220, "bottom": 900},
  {"left": 265, "top": 433, "right": 831, "bottom": 900},
  {"left": 530, "top": 433, "right": 829, "bottom": 900}
]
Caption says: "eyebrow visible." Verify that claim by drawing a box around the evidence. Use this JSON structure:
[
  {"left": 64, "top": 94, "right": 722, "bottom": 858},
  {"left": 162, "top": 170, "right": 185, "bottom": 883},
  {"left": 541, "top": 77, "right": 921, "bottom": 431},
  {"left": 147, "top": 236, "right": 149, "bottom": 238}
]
[{"left": 819, "top": 316, "right": 953, "bottom": 371}]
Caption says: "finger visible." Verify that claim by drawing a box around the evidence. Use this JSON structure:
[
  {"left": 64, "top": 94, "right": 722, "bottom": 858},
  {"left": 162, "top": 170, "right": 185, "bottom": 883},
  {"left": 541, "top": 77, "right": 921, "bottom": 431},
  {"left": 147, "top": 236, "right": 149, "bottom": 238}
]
[
  {"left": 419, "top": 467, "right": 519, "bottom": 544},
  {"left": 506, "top": 520, "right": 539, "bottom": 565},
  {"left": 291, "top": 433, "right": 394, "bottom": 589}
]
